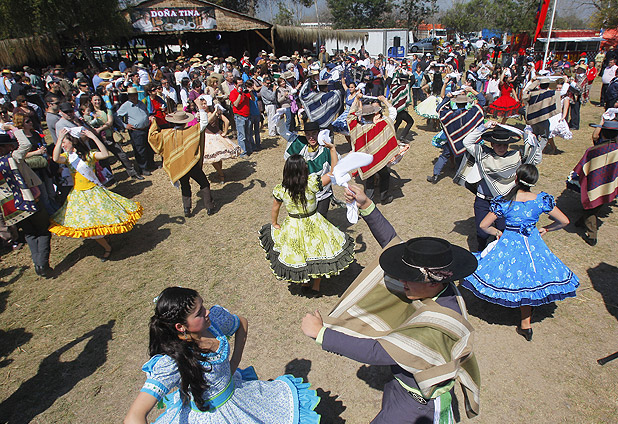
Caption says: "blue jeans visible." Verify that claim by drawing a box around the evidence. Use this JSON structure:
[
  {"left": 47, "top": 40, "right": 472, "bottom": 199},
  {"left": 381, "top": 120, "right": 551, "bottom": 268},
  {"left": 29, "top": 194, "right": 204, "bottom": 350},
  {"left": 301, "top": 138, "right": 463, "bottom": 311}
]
[
  {"left": 433, "top": 145, "right": 452, "bottom": 176},
  {"left": 249, "top": 114, "right": 261, "bottom": 149},
  {"left": 234, "top": 114, "right": 252, "bottom": 155}
]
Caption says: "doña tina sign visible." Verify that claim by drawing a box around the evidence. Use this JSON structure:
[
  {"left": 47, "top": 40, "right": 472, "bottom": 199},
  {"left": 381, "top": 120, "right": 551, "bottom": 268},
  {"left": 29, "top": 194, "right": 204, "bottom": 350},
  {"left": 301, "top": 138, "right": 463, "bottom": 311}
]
[{"left": 131, "top": 7, "right": 217, "bottom": 32}]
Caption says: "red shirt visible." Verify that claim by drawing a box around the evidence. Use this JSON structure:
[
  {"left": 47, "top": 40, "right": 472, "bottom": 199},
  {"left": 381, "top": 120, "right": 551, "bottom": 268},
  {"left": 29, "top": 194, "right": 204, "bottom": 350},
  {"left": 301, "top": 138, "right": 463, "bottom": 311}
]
[{"left": 230, "top": 88, "right": 250, "bottom": 117}]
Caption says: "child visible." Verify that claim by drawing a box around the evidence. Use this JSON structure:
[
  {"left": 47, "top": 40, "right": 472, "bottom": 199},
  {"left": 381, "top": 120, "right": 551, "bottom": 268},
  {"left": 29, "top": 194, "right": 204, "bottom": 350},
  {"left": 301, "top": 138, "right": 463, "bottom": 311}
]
[
  {"left": 461, "top": 164, "right": 579, "bottom": 341},
  {"left": 50, "top": 127, "right": 143, "bottom": 261},
  {"left": 259, "top": 154, "right": 354, "bottom": 295},
  {"left": 124, "top": 286, "right": 320, "bottom": 424}
]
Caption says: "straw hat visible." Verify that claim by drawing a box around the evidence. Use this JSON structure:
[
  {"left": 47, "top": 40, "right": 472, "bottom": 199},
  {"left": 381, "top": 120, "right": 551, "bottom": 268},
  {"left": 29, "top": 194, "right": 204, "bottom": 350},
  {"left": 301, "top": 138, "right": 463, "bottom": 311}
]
[
  {"left": 279, "top": 55, "right": 291, "bottom": 61},
  {"left": 165, "top": 111, "right": 194, "bottom": 125},
  {"left": 112, "top": 70, "right": 123, "bottom": 77},
  {"left": 98, "top": 71, "right": 113, "bottom": 80},
  {"left": 361, "top": 104, "right": 381, "bottom": 116},
  {"left": 127, "top": 87, "right": 139, "bottom": 94},
  {"left": 225, "top": 56, "right": 236, "bottom": 63}
]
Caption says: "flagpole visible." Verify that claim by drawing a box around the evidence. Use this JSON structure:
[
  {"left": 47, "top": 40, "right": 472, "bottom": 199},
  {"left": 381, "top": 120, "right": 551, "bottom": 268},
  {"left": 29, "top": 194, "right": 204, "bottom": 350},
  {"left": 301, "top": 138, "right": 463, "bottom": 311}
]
[{"left": 542, "top": 0, "right": 558, "bottom": 70}]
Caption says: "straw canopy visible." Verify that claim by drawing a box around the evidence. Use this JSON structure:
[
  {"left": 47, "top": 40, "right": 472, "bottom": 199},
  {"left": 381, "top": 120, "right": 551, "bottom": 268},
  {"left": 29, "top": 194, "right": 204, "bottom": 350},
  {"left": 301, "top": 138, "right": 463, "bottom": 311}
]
[{"left": 274, "top": 25, "right": 366, "bottom": 45}]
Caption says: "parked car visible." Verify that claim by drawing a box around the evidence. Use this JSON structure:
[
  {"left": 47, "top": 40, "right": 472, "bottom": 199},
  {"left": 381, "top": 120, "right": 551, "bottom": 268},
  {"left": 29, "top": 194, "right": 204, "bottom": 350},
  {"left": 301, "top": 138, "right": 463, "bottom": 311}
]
[{"left": 408, "top": 37, "right": 437, "bottom": 53}]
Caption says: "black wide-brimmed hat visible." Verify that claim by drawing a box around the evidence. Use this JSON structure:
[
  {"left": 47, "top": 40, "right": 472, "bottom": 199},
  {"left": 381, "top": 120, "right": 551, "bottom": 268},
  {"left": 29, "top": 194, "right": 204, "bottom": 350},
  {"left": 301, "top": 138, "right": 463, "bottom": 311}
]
[
  {"left": 481, "top": 126, "right": 522, "bottom": 144},
  {"left": 379, "top": 237, "right": 477, "bottom": 282},
  {"left": 299, "top": 121, "right": 320, "bottom": 132}
]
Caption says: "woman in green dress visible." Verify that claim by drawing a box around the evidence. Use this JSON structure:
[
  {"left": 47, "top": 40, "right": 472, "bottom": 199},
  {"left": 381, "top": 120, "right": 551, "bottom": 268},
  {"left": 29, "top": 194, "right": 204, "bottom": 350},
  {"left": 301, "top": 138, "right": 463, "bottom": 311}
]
[{"left": 260, "top": 154, "right": 354, "bottom": 295}]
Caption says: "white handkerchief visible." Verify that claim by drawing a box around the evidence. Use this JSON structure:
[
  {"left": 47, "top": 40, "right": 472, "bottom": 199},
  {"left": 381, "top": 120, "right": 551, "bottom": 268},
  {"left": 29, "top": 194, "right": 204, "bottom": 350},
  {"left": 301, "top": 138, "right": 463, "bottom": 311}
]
[
  {"left": 317, "top": 129, "right": 331, "bottom": 146},
  {"left": 331, "top": 152, "right": 373, "bottom": 224},
  {"left": 67, "top": 126, "right": 84, "bottom": 138}
]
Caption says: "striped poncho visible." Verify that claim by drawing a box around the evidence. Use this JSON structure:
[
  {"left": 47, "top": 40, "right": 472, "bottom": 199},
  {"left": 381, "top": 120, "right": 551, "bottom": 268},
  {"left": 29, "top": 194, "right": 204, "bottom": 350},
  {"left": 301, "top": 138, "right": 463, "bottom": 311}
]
[
  {"left": 573, "top": 140, "right": 618, "bottom": 209},
  {"left": 438, "top": 100, "right": 485, "bottom": 156},
  {"left": 389, "top": 73, "right": 411, "bottom": 113},
  {"left": 522, "top": 84, "right": 560, "bottom": 125},
  {"left": 347, "top": 100, "right": 399, "bottom": 180},
  {"left": 298, "top": 79, "right": 343, "bottom": 128},
  {"left": 324, "top": 236, "right": 481, "bottom": 419}
]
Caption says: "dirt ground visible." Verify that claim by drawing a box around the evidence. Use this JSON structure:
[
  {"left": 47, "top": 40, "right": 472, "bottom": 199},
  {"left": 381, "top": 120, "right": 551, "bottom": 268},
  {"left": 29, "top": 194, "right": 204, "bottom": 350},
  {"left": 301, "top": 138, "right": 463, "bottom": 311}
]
[{"left": 0, "top": 80, "right": 617, "bottom": 424}]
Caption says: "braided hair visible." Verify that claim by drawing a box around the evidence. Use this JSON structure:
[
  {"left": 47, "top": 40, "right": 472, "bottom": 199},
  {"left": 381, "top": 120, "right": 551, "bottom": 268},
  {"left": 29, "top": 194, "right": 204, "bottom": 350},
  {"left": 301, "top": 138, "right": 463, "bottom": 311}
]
[{"left": 149, "top": 287, "right": 211, "bottom": 411}]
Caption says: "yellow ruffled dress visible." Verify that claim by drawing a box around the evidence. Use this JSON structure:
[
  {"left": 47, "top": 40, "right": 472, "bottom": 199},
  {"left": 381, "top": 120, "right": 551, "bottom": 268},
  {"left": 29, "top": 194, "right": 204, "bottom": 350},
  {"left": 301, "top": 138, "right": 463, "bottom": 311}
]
[{"left": 49, "top": 152, "right": 143, "bottom": 238}]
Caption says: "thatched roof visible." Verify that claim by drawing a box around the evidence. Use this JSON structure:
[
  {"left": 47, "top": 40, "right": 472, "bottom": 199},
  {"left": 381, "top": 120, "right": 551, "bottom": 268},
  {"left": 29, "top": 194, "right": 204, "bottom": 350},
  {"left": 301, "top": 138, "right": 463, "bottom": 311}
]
[
  {"left": 0, "top": 34, "right": 62, "bottom": 68},
  {"left": 274, "top": 25, "right": 367, "bottom": 44}
]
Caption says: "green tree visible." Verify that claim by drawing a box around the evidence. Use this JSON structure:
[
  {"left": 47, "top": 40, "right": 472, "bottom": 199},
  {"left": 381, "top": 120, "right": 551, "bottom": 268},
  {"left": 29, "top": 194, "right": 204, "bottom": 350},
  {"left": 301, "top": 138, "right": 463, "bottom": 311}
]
[
  {"left": 327, "top": 0, "right": 393, "bottom": 29},
  {"left": 273, "top": 1, "right": 294, "bottom": 25},
  {"left": 400, "top": 0, "right": 439, "bottom": 31},
  {"left": 441, "top": 0, "right": 537, "bottom": 34},
  {"left": 587, "top": 0, "right": 618, "bottom": 29},
  {"left": 553, "top": 13, "right": 590, "bottom": 29}
]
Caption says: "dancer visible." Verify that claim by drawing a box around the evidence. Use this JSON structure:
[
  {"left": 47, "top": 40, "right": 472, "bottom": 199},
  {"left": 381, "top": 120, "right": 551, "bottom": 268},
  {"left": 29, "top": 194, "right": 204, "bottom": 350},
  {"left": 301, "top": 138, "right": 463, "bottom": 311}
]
[
  {"left": 124, "top": 286, "right": 320, "bottom": 424},
  {"left": 347, "top": 93, "right": 399, "bottom": 204},
  {"left": 569, "top": 118, "right": 618, "bottom": 246},
  {"left": 149, "top": 99, "right": 215, "bottom": 218},
  {"left": 486, "top": 74, "right": 521, "bottom": 122},
  {"left": 461, "top": 164, "right": 578, "bottom": 341},
  {"left": 331, "top": 77, "right": 357, "bottom": 142},
  {"left": 259, "top": 154, "right": 354, "bottom": 295},
  {"left": 50, "top": 128, "right": 143, "bottom": 261},
  {"left": 0, "top": 133, "right": 51, "bottom": 277},
  {"left": 201, "top": 95, "right": 241, "bottom": 183},
  {"left": 454, "top": 121, "right": 543, "bottom": 251},
  {"left": 415, "top": 62, "right": 443, "bottom": 130},
  {"left": 427, "top": 89, "right": 485, "bottom": 184},
  {"left": 389, "top": 72, "right": 415, "bottom": 142},
  {"left": 280, "top": 120, "right": 337, "bottom": 219},
  {"left": 301, "top": 183, "right": 480, "bottom": 423}
]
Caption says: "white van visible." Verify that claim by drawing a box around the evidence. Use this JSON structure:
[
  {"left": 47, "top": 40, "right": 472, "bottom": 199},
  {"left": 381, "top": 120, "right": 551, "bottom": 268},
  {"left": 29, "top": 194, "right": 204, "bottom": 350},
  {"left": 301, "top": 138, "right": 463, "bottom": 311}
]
[{"left": 431, "top": 28, "right": 447, "bottom": 41}]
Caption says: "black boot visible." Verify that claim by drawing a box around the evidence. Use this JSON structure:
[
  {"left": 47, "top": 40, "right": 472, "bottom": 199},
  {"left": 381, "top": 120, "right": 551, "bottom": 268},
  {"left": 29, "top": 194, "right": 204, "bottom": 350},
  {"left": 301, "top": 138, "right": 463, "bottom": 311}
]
[
  {"left": 182, "top": 196, "right": 192, "bottom": 218},
  {"left": 199, "top": 187, "right": 216, "bottom": 215}
]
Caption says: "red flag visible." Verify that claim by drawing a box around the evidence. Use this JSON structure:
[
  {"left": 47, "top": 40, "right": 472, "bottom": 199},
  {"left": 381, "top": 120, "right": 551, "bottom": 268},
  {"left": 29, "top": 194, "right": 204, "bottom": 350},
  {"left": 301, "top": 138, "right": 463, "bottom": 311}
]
[{"left": 534, "top": 0, "right": 551, "bottom": 42}]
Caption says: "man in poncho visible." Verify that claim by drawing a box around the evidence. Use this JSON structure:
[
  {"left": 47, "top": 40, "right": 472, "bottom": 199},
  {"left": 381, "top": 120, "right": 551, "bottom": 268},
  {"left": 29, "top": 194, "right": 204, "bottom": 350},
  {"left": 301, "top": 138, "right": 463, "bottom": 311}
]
[{"left": 302, "top": 183, "right": 481, "bottom": 423}]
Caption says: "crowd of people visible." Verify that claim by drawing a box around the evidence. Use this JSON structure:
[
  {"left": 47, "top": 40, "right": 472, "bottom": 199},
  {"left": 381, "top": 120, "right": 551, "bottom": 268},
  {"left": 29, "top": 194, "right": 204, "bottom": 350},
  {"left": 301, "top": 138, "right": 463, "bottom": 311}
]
[{"left": 0, "top": 41, "right": 617, "bottom": 424}]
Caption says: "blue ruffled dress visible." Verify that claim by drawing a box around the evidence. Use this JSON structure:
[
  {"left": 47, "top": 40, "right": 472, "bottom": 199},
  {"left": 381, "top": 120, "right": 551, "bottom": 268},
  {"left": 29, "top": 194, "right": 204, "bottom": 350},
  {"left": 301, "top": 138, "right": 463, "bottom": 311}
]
[
  {"left": 140, "top": 305, "right": 320, "bottom": 424},
  {"left": 461, "top": 192, "right": 579, "bottom": 307}
]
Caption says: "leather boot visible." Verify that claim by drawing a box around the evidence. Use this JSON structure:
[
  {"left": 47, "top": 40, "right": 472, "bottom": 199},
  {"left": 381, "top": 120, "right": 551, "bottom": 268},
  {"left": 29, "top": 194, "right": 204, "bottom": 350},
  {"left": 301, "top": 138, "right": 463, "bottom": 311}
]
[
  {"left": 199, "top": 187, "right": 216, "bottom": 215},
  {"left": 182, "top": 196, "right": 192, "bottom": 218}
]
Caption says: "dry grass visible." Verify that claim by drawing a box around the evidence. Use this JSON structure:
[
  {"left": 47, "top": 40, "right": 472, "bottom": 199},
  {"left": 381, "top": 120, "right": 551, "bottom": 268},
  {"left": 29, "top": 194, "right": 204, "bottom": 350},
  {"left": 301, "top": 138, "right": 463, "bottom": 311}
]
[{"left": 0, "top": 81, "right": 617, "bottom": 423}]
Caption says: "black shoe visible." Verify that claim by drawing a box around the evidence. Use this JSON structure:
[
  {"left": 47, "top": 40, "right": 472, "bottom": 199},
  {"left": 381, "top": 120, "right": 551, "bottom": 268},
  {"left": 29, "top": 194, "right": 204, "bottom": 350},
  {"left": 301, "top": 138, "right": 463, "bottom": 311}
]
[
  {"left": 381, "top": 194, "right": 394, "bottom": 205},
  {"left": 583, "top": 233, "right": 597, "bottom": 246},
  {"left": 184, "top": 208, "right": 192, "bottom": 218},
  {"left": 34, "top": 265, "right": 48, "bottom": 278},
  {"left": 426, "top": 175, "right": 438, "bottom": 184},
  {"left": 207, "top": 206, "right": 216, "bottom": 216},
  {"left": 131, "top": 173, "right": 145, "bottom": 180},
  {"left": 516, "top": 326, "right": 533, "bottom": 341},
  {"left": 101, "top": 249, "right": 112, "bottom": 262},
  {"left": 141, "top": 169, "right": 152, "bottom": 176}
]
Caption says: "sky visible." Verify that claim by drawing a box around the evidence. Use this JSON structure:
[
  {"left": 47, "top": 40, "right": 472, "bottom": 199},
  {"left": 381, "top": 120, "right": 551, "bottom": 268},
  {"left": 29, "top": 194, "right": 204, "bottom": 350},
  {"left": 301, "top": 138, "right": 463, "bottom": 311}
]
[{"left": 255, "top": 0, "right": 594, "bottom": 25}]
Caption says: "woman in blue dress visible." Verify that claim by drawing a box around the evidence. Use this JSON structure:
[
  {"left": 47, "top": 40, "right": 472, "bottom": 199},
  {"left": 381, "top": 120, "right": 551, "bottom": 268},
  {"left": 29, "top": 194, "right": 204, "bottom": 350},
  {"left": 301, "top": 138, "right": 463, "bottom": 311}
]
[
  {"left": 124, "top": 287, "right": 320, "bottom": 424},
  {"left": 461, "top": 164, "right": 579, "bottom": 341}
]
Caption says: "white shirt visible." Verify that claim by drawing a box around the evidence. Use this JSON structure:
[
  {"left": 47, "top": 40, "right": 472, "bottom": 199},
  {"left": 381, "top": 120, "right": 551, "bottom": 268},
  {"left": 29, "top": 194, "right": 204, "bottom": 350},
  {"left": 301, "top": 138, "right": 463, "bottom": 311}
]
[
  {"left": 385, "top": 63, "right": 397, "bottom": 78},
  {"left": 175, "top": 70, "right": 189, "bottom": 86},
  {"left": 162, "top": 86, "right": 178, "bottom": 103},
  {"left": 602, "top": 64, "right": 618, "bottom": 84},
  {"left": 137, "top": 69, "right": 150, "bottom": 86}
]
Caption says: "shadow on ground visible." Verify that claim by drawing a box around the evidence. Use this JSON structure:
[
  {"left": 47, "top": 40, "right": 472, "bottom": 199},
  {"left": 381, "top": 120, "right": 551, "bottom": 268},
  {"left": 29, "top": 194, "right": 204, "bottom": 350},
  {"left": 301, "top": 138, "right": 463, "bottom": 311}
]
[
  {"left": 52, "top": 213, "right": 183, "bottom": 274},
  {"left": 458, "top": 284, "right": 558, "bottom": 325},
  {"left": 0, "top": 320, "right": 114, "bottom": 424},
  {"left": 285, "top": 358, "right": 346, "bottom": 423}
]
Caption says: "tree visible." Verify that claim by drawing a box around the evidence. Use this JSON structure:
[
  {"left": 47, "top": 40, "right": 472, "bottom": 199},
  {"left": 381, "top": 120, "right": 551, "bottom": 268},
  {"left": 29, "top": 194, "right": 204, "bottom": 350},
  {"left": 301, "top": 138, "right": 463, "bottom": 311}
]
[
  {"left": 327, "top": 0, "right": 393, "bottom": 29},
  {"left": 585, "top": 0, "right": 618, "bottom": 29},
  {"left": 273, "top": 1, "right": 294, "bottom": 25},
  {"left": 400, "top": 0, "right": 438, "bottom": 31},
  {"left": 553, "top": 14, "right": 590, "bottom": 29},
  {"left": 441, "top": 0, "right": 537, "bottom": 35}
]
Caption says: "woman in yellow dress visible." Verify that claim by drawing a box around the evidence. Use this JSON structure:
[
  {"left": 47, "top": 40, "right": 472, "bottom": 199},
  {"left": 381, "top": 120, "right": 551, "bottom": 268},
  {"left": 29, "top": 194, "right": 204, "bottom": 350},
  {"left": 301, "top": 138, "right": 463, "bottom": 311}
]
[{"left": 50, "top": 127, "right": 143, "bottom": 261}]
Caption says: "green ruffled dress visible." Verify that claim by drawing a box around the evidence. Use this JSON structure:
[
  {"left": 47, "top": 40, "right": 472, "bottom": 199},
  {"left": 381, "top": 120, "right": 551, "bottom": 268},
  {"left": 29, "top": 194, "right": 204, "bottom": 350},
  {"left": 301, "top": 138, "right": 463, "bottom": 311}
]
[{"left": 259, "top": 175, "right": 354, "bottom": 283}]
